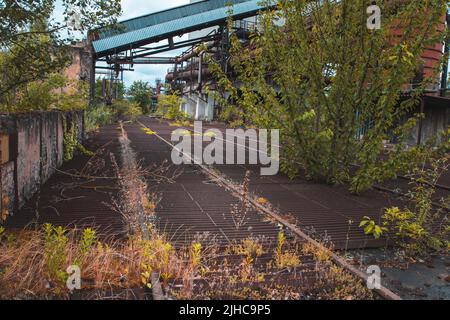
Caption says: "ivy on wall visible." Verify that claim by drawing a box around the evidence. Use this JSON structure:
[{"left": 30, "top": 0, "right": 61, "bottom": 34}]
[{"left": 63, "top": 113, "right": 93, "bottom": 163}]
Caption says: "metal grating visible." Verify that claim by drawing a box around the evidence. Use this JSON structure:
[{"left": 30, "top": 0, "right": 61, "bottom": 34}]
[
  {"left": 96, "top": 0, "right": 251, "bottom": 39},
  {"left": 92, "top": 0, "right": 272, "bottom": 56}
]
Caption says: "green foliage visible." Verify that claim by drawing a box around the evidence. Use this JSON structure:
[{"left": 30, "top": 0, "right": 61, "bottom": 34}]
[
  {"left": 0, "top": 227, "right": 5, "bottom": 241},
  {"left": 274, "top": 231, "right": 300, "bottom": 268},
  {"left": 127, "top": 81, "right": 152, "bottom": 113},
  {"left": 381, "top": 153, "right": 450, "bottom": 256},
  {"left": 63, "top": 126, "right": 78, "bottom": 162},
  {"left": 112, "top": 100, "right": 142, "bottom": 120},
  {"left": 116, "top": 82, "right": 126, "bottom": 101},
  {"left": 276, "top": 231, "right": 286, "bottom": 258},
  {"left": 86, "top": 99, "right": 144, "bottom": 132},
  {"left": 359, "top": 216, "right": 387, "bottom": 239},
  {"left": 43, "top": 224, "right": 68, "bottom": 285},
  {"left": 94, "top": 79, "right": 104, "bottom": 103},
  {"left": 157, "top": 93, "right": 188, "bottom": 120},
  {"left": 206, "top": 0, "right": 448, "bottom": 192},
  {"left": 77, "top": 144, "right": 95, "bottom": 157},
  {"left": 0, "top": 74, "right": 88, "bottom": 113},
  {"left": 63, "top": 117, "right": 93, "bottom": 162},
  {"left": 190, "top": 242, "right": 202, "bottom": 269},
  {"left": 93, "top": 78, "right": 126, "bottom": 105},
  {"left": 76, "top": 228, "right": 97, "bottom": 265},
  {"left": 0, "top": 0, "right": 121, "bottom": 101},
  {"left": 84, "top": 104, "right": 114, "bottom": 132}
]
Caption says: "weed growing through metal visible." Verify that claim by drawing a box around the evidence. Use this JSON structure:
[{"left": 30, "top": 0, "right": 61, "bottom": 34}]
[
  {"left": 0, "top": 120, "right": 377, "bottom": 300},
  {"left": 230, "top": 170, "right": 252, "bottom": 230},
  {"left": 362, "top": 153, "right": 449, "bottom": 258},
  {"left": 190, "top": 242, "right": 203, "bottom": 270},
  {"left": 274, "top": 231, "right": 301, "bottom": 269},
  {"left": 360, "top": 216, "right": 387, "bottom": 239},
  {"left": 0, "top": 226, "right": 147, "bottom": 299}
]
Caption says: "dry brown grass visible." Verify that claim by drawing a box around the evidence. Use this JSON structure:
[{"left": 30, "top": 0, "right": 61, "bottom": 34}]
[
  {"left": 0, "top": 227, "right": 143, "bottom": 299},
  {"left": 0, "top": 226, "right": 204, "bottom": 299},
  {"left": 0, "top": 224, "right": 375, "bottom": 300},
  {"left": 0, "top": 122, "right": 376, "bottom": 300}
]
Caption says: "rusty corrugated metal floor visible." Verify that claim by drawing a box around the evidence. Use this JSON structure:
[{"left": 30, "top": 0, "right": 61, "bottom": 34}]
[
  {"left": 7, "top": 117, "right": 446, "bottom": 253},
  {"left": 124, "top": 120, "right": 281, "bottom": 247},
  {"left": 6, "top": 124, "right": 125, "bottom": 237},
  {"left": 136, "top": 117, "right": 413, "bottom": 250}
]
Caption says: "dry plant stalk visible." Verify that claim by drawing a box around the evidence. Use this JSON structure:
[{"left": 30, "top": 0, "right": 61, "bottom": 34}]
[{"left": 230, "top": 170, "right": 252, "bottom": 230}]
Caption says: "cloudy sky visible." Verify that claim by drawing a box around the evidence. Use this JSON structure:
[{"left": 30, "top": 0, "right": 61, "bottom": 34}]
[
  {"left": 118, "top": 0, "right": 190, "bottom": 87},
  {"left": 54, "top": 0, "right": 190, "bottom": 87}
]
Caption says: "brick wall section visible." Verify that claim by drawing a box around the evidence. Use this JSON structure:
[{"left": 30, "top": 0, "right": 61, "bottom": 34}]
[{"left": 0, "top": 111, "right": 84, "bottom": 218}]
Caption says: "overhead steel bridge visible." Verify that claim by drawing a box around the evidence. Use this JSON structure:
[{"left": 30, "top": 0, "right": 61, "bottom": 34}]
[
  {"left": 87, "top": 0, "right": 275, "bottom": 99},
  {"left": 89, "top": 0, "right": 274, "bottom": 60}
]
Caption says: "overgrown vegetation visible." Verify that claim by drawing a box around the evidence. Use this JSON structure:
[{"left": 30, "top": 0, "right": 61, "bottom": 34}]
[
  {"left": 156, "top": 92, "right": 188, "bottom": 120},
  {"left": 85, "top": 77, "right": 144, "bottom": 133},
  {"left": 0, "top": 0, "right": 121, "bottom": 107},
  {"left": 359, "top": 149, "right": 449, "bottom": 258},
  {"left": 176, "top": 234, "right": 373, "bottom": 300},
  {"left": 0, "top": 74, "right": 89, "bottom": 113},
  {"left": 0, "top": 126, "right": 376, "bottom": 300},
  {"left": 112, "top": 100, "right": 142, "bottom": 120},
  {"left": 127, "top": 80, "right": 153, "bottom": 114},
  {"left": 0, "top": 225, "right": 157, "bottom": 299},
  {"left": 205, "top": 0, "right": 449, "bottom": 193},
  {"left": 84, "top": 100, "right": 142, "bottom": 134},
  {"left": 84, "top": 104, "right": 115, "bottom": 132},
  {"left": 382, "top": 153, "right": 449, "bottom": 257},
  {"left": 94, "top": 78, "right": 126, "bottom": 105},
  {"left": 62, "top": 112, "right": 94, "bottom": 162}
]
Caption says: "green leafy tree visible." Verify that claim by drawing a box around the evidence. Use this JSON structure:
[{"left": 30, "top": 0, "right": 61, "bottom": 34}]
[
  {"left": 0, "top": 0, "right": 121, "bottom": 105},
  {"left": 206, "top": 0, "right": 449, "bottom": 192},
  {"left": 116, "top": 81, "right": 126, "bottom": 100},
  {"left": 157, "top": 92, "right": 186, "bottom": 120},
  {"left": 127, "top": 80, "right": 152, "bottom": 113}
]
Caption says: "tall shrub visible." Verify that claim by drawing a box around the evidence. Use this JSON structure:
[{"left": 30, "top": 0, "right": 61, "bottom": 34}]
[{"left": 207, "top": 0, "right": 448, "bottom": 192}]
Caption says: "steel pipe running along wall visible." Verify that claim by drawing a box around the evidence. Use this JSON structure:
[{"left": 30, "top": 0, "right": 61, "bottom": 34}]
[
  {"left": 165, "top": 68, "right": 211, "bottom": 82},
  {"left": 166, "top": 51, "right": 213, "bottom": 82},
  {"left": 175, "top": 41, "right": 215, "bottom": 64},
  {"left": 166, "top": 41, "right": 216, "bottom": 82}
]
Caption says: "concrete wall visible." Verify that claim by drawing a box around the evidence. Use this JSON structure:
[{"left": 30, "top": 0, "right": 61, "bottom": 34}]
[
  {"left": 181, "top": 92, "right": 215, "bottom": 121},
  {"left": 0, "top": 111, "right": 83, "bottom": 219},
  {"left": 64, "top": 41, "right": 93, "bottom": 90},
  {"left": 0, "top": 162, "right": 14, "bottom": 221}
]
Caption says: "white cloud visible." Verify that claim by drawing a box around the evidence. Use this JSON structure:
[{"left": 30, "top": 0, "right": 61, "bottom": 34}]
[
  {"left": 119, "top": 0, "right": 190, "bottom": 87},
  {"left": 120, "top": 0, "right": 189, "bottom": 21},
  {"left": 53, "top": 0, "right": 191, "bottom": 87}
]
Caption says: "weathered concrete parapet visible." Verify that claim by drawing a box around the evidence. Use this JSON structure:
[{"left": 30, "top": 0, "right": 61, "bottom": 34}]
[
  {"left": 0, "top": 110, "right": 84, "bottom": 221},
  {"left": 65, "top": 41, "right": 94, "bottom": 85}
]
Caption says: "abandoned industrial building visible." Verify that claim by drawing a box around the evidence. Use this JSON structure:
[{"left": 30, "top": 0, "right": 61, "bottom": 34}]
[{"left": 0, "top": 0, "right": 449, "bottom": 303}]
